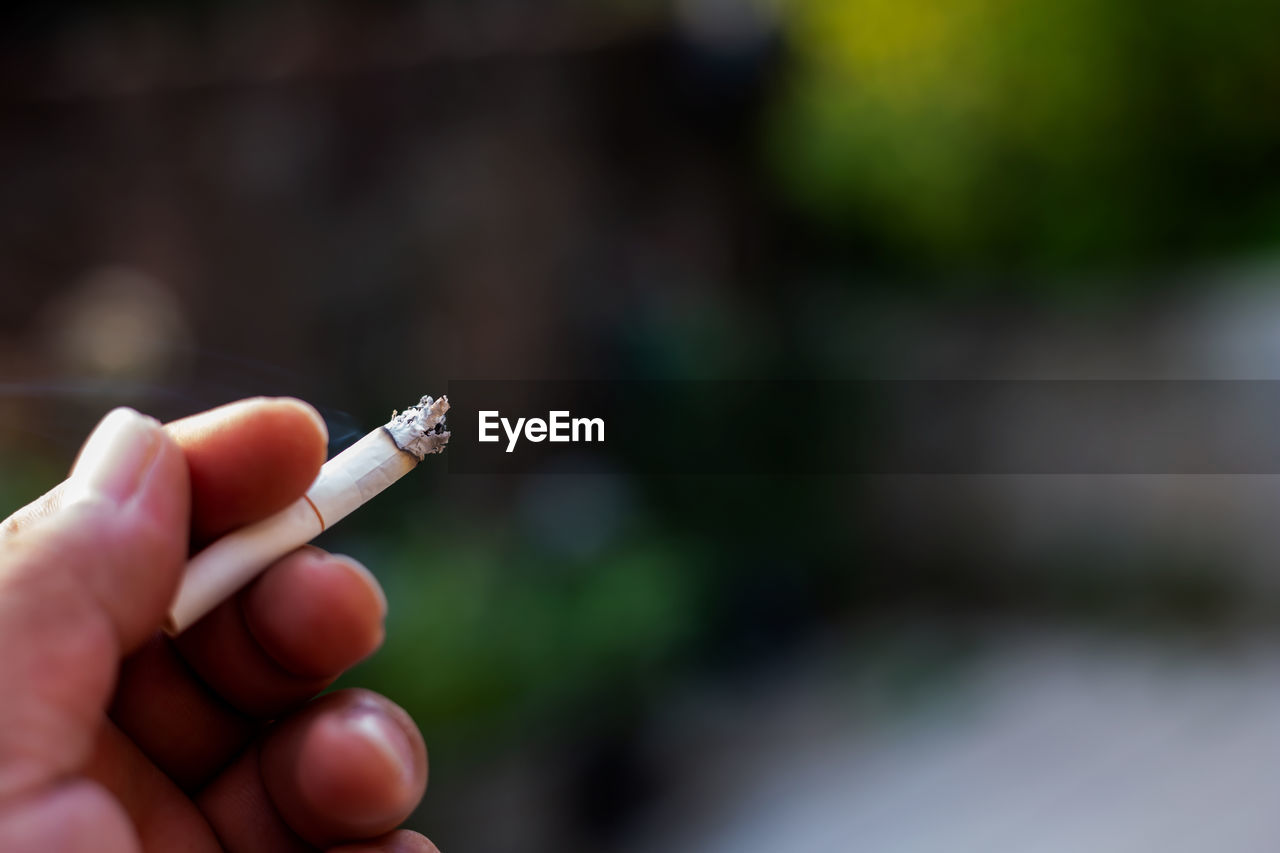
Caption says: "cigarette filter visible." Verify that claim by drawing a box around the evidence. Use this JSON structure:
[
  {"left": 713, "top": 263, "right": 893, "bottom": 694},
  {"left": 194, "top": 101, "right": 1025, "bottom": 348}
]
[{"left": 164, "top": 394, "right": 450, "bottom": 635}]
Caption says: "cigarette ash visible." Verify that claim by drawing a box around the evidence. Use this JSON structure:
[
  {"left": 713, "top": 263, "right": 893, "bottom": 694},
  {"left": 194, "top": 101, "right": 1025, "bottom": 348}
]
[{"left": 384, "top": 394, "right": 451, "bottom": 460}]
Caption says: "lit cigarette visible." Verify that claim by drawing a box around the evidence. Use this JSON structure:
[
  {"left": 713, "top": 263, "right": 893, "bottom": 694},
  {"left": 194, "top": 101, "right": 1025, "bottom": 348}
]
[{"left": 164, "top": 394, "right": 450, "bottom": 635}]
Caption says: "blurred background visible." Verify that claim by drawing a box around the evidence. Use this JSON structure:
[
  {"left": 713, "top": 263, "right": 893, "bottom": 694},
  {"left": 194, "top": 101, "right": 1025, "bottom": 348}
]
[{"left": 6, "top": 1, "right": 1280, "bottom": 850}]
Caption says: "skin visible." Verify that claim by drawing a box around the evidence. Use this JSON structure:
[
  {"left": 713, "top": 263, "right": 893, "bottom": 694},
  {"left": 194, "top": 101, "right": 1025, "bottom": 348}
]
[{"left": 0, "top": 398, "right": 439, "bottom": 852}]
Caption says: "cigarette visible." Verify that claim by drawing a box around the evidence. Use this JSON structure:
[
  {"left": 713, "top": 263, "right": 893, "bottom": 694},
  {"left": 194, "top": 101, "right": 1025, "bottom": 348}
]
[{"left": 163, "top": 394, "right": 450, "bottom": 635}]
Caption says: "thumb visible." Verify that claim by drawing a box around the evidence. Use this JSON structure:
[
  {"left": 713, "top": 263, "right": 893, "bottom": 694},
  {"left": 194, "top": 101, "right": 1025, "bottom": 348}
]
[{"left": 0, "top": 408, "right": 189, "bottom": 801}]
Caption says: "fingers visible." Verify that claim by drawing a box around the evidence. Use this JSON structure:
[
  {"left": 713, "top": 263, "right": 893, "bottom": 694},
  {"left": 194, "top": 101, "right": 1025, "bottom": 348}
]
[
  {"left": 105, "top": 397, "right": 379, "bottom": 789},
  {"left": 198, "top": 690, "right": 428, "bottom": 851},
  {"left": 179, "top": 544, "right": 386, "bottom": 716},
  {"left": 83, "top": 719, "right": 221, "bottom": 852},
  {"left": 0, "top": 397, "right": 390, "bottom": 852},
  {"left": 0, "top": 397, "right": 326, "bottom": 551},
  {"left": 111, "top": 547, "right": 387, "bottom": 788},
  {"left": 0, "top": 780, "right": 139, "bottom": 853},
  {"left": 8, "top": 409, "right": 190, "bottom": 650},
  {"left": 242, "top": 548, "right": 387, "bottom": 679},
  {"left": 328, "top": 831, "right": 440, "bottom": 853},
  {"left": 260, "top": 690, "right": 426, "bottom": 846},
  {"left": 165, "top": 397, "right": 328, "bottom": 546},
  {"left": 108, "top": 636, "right": 259, "bottom": 791},
  {"left": 180, "top": 546, "right": 387, "bottom": 703},
  {"left": 0, "top": 409, "right": 189, "bottom": 798}
]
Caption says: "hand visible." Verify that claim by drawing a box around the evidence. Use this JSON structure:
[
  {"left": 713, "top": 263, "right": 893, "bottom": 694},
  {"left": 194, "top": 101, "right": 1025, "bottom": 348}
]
[{"left": 0, "top": 398, "right": 436, "bottom": 852}]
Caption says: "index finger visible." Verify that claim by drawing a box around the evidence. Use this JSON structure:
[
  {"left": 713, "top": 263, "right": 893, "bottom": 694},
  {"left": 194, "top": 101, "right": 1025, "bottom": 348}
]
[
  {"left": 166, "top": 397, "right": 329, "bottom": 545},
  {"left": 1, "top": 397, "right": 329, "bottom": 549}
]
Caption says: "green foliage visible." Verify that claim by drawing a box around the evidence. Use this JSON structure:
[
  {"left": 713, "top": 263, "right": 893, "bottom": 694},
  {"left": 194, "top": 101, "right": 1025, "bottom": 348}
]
[
  {"left": 0, "top": 452, "right": 59, "bottom": 520},
  {"left": 768, "top": 0, "right": 1280, "bottom": 270},
  {"left": 350, "top": 520, "right": 702, "bottom": 747}
]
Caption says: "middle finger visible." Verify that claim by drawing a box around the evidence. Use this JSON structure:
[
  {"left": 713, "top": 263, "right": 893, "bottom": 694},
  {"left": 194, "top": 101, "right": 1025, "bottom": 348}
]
[{"left": 109, "top": 546, "right": 387, "bottom": 790}]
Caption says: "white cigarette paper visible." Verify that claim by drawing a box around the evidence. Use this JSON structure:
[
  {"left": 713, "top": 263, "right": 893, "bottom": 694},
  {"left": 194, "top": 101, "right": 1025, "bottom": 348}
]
[{"left": 164, "top": 394, "right": 450, "bottom": 635}]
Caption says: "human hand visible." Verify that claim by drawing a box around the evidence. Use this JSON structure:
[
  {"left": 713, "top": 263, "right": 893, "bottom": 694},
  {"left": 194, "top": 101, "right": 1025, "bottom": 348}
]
[{"left": 0, "top": 398, "right": 436, "bottom": 852}]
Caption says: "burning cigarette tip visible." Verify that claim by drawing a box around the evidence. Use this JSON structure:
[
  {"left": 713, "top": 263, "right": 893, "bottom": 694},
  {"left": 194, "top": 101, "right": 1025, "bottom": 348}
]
[{"left": 385, "top": 394, "right": 451, "bottom": 460}]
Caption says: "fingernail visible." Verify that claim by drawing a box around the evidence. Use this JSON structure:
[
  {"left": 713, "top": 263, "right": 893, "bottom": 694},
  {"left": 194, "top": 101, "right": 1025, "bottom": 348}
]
[
  {"left": 67, "top": 408, "right": 163, "bottom": 505},
  {"left": 347, "top": 709, "right": 416, "bottom": 787},
  {"left": 276, "top": 396, "right": 329, "bottom": 445},
  {"left": 335, "top": 554, "right": 389, "bottom": 621}
]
